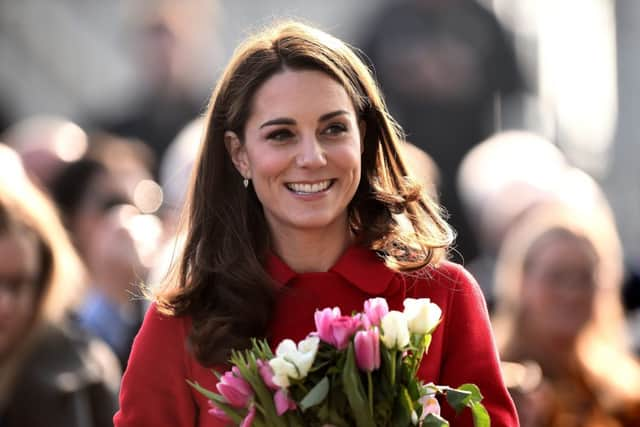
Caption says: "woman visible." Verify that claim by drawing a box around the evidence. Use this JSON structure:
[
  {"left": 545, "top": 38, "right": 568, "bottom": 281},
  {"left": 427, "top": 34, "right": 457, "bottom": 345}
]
[
  {"left": 115, "top": 21, "right": 517, "bottom": 426},
  {"left": 0, "top": 144, "right": 121, "bottom": 426},
  {"left": 493, "top": 203, "right": 640, "bottom": 426}
]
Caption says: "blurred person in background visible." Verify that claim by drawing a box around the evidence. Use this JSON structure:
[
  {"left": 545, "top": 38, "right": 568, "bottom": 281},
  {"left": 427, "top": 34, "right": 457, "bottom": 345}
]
[
  {"left": 360, "top": 0, "right": 527, "bottom": 264},
  {"left": 146, "top": 117, "right": 204, "bottom": 297},
  {"left": 456, "top": 130, "right": 568, "bottom": 310},
  {"left": 157, "top": 117, "right": 204, "bottom": 236},
  {"left": 101, "top": 1, "right": 218, "bottom": 173},
  {"left": 0, "top": 144, "right": 120, "bottom": 427},
  {"left": 0, "top": 115, "right": 88, "bottom": 189},
  {"left": 400, "top": 141, "right": 440, "bottom": 202},
  {"left": 624, "top": 265, "right": 640, "bottom": 355},
  {"left": 492, "top": 201, "right": 640, "bottom": 426},
  {"left": 48, "top": 139, "right": 163, "bottom": 369}
]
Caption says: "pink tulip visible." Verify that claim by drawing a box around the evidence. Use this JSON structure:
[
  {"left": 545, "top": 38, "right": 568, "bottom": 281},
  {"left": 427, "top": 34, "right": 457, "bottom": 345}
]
[
  {"left": 331, "top": 315, "right": 363, "bottom": 349},
  {"left": 274, "top": 388, "right": 297, "bottom": 415},
  {"left": 354, "top": 328, "right": 381, "bottom": 372},
  {"left": 257, "top": 359, "right": 278, "bottom": 390},
  {"left": 207, "top": 402, "right": 232, "bottom": 422},
  {"left": 216, "top": 367, "right": 253, "bottom": 408},
  {"left": 364, "top": 298, "right": 389, "bottom": 327},
  {"left": 315, "top": 307, "right": 363, "bottom": 349},
  {"left": 240, "top": 404, "right": 256, "bottom": 427},
  {"left": 314, "top": 307, "right": 341, "bottom": 343}
]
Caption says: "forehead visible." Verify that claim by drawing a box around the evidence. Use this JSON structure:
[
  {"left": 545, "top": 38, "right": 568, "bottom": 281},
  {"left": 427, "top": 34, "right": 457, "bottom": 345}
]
[
  {"left": 248, "top": 69, "right": 355, "bottom": 121},
  {"left": 528, "top": 232, "right": 597, "bottom": 267}
]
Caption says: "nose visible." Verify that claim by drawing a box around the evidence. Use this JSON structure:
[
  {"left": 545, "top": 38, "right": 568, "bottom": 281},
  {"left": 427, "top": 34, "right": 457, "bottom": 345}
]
[{"left": 296, "top": 135, "right": 327, "bottom": 168}]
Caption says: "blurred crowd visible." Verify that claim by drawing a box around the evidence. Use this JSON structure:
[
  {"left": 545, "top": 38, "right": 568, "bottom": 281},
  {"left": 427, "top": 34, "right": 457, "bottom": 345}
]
[{"left": 1, "top": 0, "right": 639, "bottom": 426}]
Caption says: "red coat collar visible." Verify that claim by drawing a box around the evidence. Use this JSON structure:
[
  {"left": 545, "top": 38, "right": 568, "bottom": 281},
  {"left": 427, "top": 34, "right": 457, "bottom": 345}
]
[{"left": 265, "top": 245, "right": 396, "bottom": 295}]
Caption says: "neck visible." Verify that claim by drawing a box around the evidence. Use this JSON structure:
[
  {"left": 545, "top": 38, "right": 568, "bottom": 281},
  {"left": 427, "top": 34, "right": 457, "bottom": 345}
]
[{"left": 269, "top": 219, "right": 354, "bottom": 273}]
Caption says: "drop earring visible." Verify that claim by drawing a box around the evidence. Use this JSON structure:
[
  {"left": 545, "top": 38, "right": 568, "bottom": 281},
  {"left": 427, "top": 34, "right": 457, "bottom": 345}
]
[{"left": 243, "top": 178, "right": 249, "bottom": 188}]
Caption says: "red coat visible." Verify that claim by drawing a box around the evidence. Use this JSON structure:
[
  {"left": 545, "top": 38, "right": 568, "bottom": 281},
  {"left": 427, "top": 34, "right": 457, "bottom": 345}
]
[{"left": 114, "top": 245, "right": 518, "bottom": 426}]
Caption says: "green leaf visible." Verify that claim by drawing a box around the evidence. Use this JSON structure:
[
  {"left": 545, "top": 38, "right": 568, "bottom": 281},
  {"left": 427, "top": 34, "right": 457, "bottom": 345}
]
[
  {"left": 342, "top": 343, "right": 376, "bottom": 427},
  {"left": 470, "top": 402, "right": 491, "bottom": 427},
  {"left": 445, "top": 388, "right": 472, "bottom": 413},
  {"left": 185, "top": 380, "right": 221, "bottom": 403},
  {"left": 458, "top": 383, "right": 484, "bottom": 404},
  {"left": 406, "top": 377, "right": 421, "bottom": 401},
  {"left": 423, "top": 413, "right": 450, "bottom": 427},
  {"left": 299, "top": 376, "right": 330, "bottom": 411},
  {"left": 423, "top": 333, "right": 432, "bottom": 353},
  {"left": 391, "top": 386, "right": 413, "bottom": 427}
]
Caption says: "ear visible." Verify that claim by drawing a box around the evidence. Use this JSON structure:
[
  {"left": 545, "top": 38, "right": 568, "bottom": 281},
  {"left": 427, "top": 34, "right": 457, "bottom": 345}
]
[
  {"left": 224, "top": 131, "right": 251, "bottom": 179},
  {"left": 358, "top": 120, "right": 366, "bottom": 154}
]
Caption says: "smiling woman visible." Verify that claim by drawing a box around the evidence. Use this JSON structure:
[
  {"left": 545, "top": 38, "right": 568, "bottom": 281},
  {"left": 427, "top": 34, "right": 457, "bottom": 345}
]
[
  {"left": 225, "top": 69, "right": 364, "bottom": 268},
  {"left": 114, "top": 20, "right": 519, "bottom": 427}
]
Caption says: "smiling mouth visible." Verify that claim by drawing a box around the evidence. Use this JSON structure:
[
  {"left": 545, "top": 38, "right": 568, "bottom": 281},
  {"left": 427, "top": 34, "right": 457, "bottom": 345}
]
[{"left": 285, "top": 179, "right": 334, "bottom": 194}]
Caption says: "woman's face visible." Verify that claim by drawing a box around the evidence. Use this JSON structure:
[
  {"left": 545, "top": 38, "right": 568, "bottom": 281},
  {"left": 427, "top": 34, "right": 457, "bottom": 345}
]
[
  {"left": 520, "top": 234, "right": 598, "bottom": 342},
  {"left": 228, "top": 69, "right": 364, "bottom": 238},
  {"left": 0, "top": 231, "right": 40, "bottom": 360}
]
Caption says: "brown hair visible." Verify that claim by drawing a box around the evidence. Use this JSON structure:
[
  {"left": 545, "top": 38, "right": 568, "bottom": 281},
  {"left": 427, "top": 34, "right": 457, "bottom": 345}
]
[{"left": 155, "top": 21, "right": 453, "bottom": 366}]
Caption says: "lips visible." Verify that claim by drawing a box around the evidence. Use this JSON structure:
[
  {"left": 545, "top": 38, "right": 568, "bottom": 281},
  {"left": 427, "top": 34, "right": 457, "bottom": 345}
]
[{"left": 285, "top": 179, "right": 334, "bottom": 194}]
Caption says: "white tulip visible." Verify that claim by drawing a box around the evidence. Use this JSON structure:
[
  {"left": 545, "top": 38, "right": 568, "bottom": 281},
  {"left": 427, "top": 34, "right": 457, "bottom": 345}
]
[
  {"left": 269, "top": 356, "right": 294, "bottom": 388},
  {"left": 269, "top": 336, "right": 320, "bottom": 388},
  {"left": 403, "top": 298, "right": 442, "bottom": 335},
  {"left": 380, "top": 311, "right": 410, "bottom": 349}
]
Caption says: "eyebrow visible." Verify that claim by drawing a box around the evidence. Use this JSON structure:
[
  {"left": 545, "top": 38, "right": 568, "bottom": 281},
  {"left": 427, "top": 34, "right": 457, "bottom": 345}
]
[{"left": 259, "top": 110, "right": 350, "bottom": 129}]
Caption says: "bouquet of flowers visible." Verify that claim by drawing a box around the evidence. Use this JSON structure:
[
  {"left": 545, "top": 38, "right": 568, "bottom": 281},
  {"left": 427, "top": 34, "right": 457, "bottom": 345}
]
[{"left": 189, "top": 297, "right": 489, "bottom": 426}]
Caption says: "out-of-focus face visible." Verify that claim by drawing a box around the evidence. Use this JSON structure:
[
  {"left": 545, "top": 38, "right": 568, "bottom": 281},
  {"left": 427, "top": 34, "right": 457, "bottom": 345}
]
[
  {"left": 227, "top": 69, "right": 363, "bottom": 239},
  {"left": 520, "top": 234, "right": 598, "bottom": 342},
  {"left": 71, "top": 171, "right": 129, "bottom": 263},
  {"left": 0, "top": 231, "right": 40, "bottom": 360}
]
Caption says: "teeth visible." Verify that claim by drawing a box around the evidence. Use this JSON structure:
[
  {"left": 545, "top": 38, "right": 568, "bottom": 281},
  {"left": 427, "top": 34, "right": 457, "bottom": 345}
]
[{"left": 287, "top": 180, "right": 332, "bottom": 194}]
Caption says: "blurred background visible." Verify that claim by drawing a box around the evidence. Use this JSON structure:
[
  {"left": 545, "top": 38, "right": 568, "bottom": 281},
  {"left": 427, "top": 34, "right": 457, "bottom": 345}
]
[{"left": 1, "top": 0, "right": 639, "bottom": 425}]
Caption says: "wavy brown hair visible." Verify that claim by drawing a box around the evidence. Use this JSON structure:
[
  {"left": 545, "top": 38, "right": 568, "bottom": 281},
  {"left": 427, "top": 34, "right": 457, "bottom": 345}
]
[{"left": 155, "top": 21, "right": 453, "bottom": 366}]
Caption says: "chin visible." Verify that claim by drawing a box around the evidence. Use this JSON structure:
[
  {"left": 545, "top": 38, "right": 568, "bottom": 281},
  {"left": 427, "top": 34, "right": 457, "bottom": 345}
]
[{"left": 287, "top": 212, "right": 345, "bottom": 231}]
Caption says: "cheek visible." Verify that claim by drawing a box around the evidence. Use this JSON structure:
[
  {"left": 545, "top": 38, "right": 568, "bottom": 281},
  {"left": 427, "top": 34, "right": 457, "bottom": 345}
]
[
  {"left": 247, "top": 148, "right": 291, "bottom": 181},
  {"left": 521, "top": 278, "right": 552, "bottom": 312},
  {"left": 333, "top": 145, "right": 362, "bottom": 176},
  {"left": 1, "top": 292, "right": 37, "bottom": 345},
  {"left": 15, "top": 294, "right": 37, "bottom": 324}
]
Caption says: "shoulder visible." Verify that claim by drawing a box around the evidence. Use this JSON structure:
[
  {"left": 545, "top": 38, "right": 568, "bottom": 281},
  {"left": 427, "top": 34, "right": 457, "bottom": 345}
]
[
  {"left": 25, "top": 320, "right": 121, "bottom": 386},
  {"left": 133, "top": 303, "right": 191, "bottom": 353},
  {"left": 9, "top": 320, "right": 120, "bottom": 421},
  {"left": 408, "top": 260, "right": 482, "bottom": 295},
  {"left": 404, "top": 260, "right": 489, "bottom": 321}
]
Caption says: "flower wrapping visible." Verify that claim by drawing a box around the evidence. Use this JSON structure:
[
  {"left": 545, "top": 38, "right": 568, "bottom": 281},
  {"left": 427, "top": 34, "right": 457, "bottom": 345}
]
[{"left": 188, "top": 297, "right": 490, "bottom": 427}]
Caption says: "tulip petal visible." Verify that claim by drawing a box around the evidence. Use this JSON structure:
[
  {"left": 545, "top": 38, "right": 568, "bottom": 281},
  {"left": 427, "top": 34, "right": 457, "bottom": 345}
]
[
  {"left": 240, "top": 405, "right": 256, "bottom": 427},
  {"left": 274, "top": 389, "right": 296, "bottom": 415}
]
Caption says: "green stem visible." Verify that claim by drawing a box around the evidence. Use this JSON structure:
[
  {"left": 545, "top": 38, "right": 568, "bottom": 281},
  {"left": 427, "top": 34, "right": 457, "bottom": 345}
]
[
  {"left": 390, "top": 349, "right": 397, "bottom": 386},
  {"left": 367, "top": 371, "right": 373, "bottom": 418},
  {"left": 412, "top": 347, "right": 425, "bottom": 376}
]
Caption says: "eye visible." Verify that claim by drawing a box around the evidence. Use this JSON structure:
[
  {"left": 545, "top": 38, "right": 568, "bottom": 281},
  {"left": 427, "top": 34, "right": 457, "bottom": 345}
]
[
  {"left": 0, "top": 278, "right": 31, "bottom": 296},
  {"left": 266, "top": 128, "right": 295, "bottom": 142},
  {"left": 323, "top": 123, "right": 348, "bottom": 136}
]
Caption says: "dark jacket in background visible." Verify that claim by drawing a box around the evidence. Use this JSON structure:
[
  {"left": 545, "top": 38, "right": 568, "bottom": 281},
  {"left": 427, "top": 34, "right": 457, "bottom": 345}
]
[{"left": 2, "top": 321, "right": 121, "bottom": 427}]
